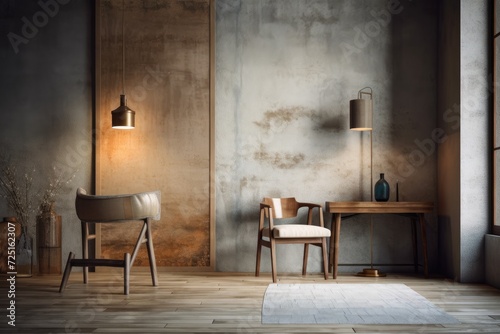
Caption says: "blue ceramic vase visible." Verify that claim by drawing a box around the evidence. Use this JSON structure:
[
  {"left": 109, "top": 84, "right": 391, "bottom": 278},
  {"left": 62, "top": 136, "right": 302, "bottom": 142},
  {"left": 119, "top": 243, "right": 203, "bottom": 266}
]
[{"left": 374, "top": 173, "right": 390, "bottom": 202}]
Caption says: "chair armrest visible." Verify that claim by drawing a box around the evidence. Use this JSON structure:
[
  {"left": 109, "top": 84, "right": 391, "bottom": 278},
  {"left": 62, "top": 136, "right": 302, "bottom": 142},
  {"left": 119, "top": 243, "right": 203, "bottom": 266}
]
[
  {"left": 297, "top": 202, "right": 324, "bottom": 227},
  {"left": 260, "top": 202, "right": 272, "bottom": 209},
  {"left": 259, "top": 202, "right": 274, "bottom": 230},
  {"left": 297, "top": 201, "right": 322, "bottom": 210}
]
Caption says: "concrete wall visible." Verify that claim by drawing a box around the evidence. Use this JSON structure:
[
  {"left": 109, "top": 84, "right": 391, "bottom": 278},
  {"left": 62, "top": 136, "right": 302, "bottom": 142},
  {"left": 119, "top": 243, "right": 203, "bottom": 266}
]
[
  {"left": 215, "top": 0, "right": 439, "bottom": 274},
  {"left": 459, "top": 0, "right": 490, "bottom": 283},
  {"left": 438, "top": 0, "right": 490, "bottom": 283},
  {"left": 0, "top": 1, "right": 93, "bottom": 270},
  {"left": 1, "top": 0, "right": 490, "bottom": 280}
]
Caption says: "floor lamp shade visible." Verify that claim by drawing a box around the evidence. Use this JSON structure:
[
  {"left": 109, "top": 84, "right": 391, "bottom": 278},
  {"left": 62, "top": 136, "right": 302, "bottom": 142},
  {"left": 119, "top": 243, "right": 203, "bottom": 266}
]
[
  {"left": 349, "top": 98, "right": 373, "bottom": 131},
  {"left": 112, "top": 94, "right": 136, "bottom": 129}
]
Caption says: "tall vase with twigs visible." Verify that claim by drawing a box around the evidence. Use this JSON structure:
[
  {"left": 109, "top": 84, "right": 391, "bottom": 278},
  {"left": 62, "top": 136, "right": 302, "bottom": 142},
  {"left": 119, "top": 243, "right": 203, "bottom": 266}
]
[
  {"left": 0, "top": 159, "right": 76, "bottom": 276},
  {"left": 0, "top": 164, "right": 36, "bottom": 276},
  {"left": 36, "top": 166, "right": 72, "bottom": 275}
]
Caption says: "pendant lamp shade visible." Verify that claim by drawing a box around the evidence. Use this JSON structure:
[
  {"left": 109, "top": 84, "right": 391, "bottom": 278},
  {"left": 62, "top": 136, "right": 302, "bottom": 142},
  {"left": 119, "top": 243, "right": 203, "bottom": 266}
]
[
  {"left": 349, "top": 87, "right": 373, "bottom": 131},
  {"left": 112, "top": 94, "right": 135, "bottom": 129}
]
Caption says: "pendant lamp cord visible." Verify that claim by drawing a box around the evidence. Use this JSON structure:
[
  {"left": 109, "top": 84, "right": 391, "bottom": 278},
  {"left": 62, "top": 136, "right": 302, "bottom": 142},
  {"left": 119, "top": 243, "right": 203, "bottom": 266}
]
[{"left": 122, "top": 0, "right": 125, "bottom": 96}]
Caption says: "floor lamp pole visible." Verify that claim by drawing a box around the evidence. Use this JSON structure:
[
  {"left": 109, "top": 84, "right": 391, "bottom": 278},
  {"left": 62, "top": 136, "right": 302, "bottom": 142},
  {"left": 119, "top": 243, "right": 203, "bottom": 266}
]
[
  {"left": 357, "top": 129, "right": 385, "bottom": 277},
  {"left": 370, "top": 129, "right": 373, "bottom": 202},
  {"left": 370, "top": 129, "right": 373, "bottom": 267}
]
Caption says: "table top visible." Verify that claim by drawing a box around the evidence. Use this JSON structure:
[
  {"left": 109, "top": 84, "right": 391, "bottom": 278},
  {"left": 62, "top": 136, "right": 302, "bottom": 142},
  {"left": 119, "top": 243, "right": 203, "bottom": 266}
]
[{"left": 325, "top": 201, "right": 434, "bottom": 214}]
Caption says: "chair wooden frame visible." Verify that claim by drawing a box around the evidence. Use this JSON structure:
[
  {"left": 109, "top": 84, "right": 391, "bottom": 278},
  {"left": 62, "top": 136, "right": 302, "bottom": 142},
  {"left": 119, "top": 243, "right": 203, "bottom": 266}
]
[
  {"left": 59, "top": 217, "right": 157, "bottom": 295},
  {"left": 59, "top": 188, "right": 160, "bottom": 295},
  {"left": 255, "top": 198, "right": 330, "bottom": 283}
]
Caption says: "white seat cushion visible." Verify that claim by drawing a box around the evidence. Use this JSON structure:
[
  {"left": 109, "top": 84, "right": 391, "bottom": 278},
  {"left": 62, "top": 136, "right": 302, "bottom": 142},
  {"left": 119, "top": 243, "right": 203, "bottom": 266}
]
[{"left": 265, "top": 225, "right": 331, "bottom": 238}]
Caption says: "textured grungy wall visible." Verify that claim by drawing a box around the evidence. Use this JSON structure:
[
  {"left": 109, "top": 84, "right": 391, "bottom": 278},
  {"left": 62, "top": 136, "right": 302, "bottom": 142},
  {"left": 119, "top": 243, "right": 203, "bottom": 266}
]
[
  {"left": 215, "top": 0, "right": 439, "bottom": 274},
  {"left": 97, "top": 0, "right": 211, "bottom": 268},
  {"left": 0, "top": 1, "right": 93, "bottom": 270},
  {"left": 458, "top": 0, "right": 489, "bottom": 283},
  {"left": 438, "top": 0, "right": 490, "bottom": 283}
]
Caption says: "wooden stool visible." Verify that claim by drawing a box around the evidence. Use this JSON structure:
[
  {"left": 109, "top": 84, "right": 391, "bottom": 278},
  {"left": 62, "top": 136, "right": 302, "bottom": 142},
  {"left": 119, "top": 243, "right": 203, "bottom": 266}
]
[{"left": 59, "top": 188, "right": 161, "bottom": 295}]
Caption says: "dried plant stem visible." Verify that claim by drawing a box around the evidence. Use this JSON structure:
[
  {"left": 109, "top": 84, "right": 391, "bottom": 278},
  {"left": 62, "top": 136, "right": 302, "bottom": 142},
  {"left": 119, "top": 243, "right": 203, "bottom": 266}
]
[
  {"left": 0, "top": 159, "right": 76, "bottom": 238},
  {"left": 0, "top": 165, "right": 36, "bottom": 233}
]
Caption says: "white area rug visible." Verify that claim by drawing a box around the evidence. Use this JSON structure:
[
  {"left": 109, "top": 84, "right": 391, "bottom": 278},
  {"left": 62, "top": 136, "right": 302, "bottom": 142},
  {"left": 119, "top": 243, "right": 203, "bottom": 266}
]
[{"left": 262, "top": 283, "right": 459, "bottom": 325}]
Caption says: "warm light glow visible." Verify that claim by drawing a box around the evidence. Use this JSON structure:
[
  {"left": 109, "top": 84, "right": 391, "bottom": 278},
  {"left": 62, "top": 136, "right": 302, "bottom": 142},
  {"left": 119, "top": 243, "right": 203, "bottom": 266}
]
[{"left": 112, "top": 125, "right": 134, "bottom": 130}]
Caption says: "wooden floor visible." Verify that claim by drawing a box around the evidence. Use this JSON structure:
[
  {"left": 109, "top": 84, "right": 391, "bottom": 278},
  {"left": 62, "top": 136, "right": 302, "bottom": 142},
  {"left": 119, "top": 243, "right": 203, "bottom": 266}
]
[{"left": 2, "top": 271, "right": 500, "bottom": 333}]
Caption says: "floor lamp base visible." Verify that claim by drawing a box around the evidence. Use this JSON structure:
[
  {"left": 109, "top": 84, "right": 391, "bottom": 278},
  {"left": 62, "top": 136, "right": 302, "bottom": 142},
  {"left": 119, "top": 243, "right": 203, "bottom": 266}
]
[{"left": 356, "top": 268, "right": 386, "bottom": 277}]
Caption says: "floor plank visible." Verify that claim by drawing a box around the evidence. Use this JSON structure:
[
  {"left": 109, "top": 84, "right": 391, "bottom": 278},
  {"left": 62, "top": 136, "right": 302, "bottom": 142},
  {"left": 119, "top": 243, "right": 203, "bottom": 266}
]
[{"left": 1, "top": 272, "right": 500, "bottom": 333}]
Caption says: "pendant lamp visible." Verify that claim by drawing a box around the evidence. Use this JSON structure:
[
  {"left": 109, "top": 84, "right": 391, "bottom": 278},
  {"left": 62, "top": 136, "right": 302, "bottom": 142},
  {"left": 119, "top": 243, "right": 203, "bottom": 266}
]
[{"left": 111, "top": 0, "right": 135, "bottom": 129}]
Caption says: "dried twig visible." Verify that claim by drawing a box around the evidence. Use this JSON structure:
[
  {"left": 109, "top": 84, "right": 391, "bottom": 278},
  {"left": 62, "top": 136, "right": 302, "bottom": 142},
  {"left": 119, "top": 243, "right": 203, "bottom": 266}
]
[{"left": 0, "top": 157, "right": 76, "bottom": 237}]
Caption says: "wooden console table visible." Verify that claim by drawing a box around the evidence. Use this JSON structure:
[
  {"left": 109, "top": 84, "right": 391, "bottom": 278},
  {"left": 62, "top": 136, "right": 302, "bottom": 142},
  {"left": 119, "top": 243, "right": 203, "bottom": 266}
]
[{"left": 325, "top": 201, "right": 434, "bottom": 279}]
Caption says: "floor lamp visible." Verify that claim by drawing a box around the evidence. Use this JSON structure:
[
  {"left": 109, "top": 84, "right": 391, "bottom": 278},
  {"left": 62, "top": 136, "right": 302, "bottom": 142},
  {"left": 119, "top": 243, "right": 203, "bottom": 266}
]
[{"left": 349, "top": 87, "right": 385, "bottom": 277}]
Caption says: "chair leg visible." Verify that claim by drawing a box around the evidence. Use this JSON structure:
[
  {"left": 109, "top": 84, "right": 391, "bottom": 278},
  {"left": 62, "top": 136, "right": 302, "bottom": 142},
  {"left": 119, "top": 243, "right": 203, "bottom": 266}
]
[
  {"left": 270, "top": 238, "right": 277, "bottom": 283},
  {"left": 302, "top": 244, "right": 309, "bottom": 276},
  {"left": 129, "top": 219, "right": 158, "bottom": 287},
  {"left": 81, "top": 221, "right": 88, "bottom": 284},
  {"left": 59, "top": 252, "right": 75, "bottom": 293},
  {"left": 321, "top": 238, "right": 329, "bottom": 280},
  {"left": 144, "top": 219, "right": 158, "bottom": 287},
  {"left": 130, "top": 222, "right": 148, "bottom": 267},
  {"left": 124, "top": 253, "right": 130, "bottom": 295},
  {"left": 255, "top": 240, "right": 262, "bottom": 277}
]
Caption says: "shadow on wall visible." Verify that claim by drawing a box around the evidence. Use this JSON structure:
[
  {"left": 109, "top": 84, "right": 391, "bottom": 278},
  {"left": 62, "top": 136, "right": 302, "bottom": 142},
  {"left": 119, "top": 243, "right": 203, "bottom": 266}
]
[{"left": 253, "top": 106, "right": 346, "bottom": 134}]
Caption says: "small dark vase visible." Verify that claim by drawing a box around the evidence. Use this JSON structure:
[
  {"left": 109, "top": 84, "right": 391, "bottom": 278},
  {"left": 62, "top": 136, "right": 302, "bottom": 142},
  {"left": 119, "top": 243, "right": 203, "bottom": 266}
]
[{"left": 374, "top": 173, "right": 390, "bottom": 202}]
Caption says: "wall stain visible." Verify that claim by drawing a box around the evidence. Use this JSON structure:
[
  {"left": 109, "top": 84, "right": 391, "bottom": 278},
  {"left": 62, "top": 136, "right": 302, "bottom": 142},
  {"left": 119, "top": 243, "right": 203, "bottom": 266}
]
[
  {"left": 240, "top": 176, "right": 249, "bottom": 190},
  {"left": 254, "top": 145, "right": 305, "bottom": 169},
  {"left": 254, "top": 106, "right": 320, "bottom": 131},
  {"left": 240, "top": 175, "right": 260, "bottom": 191}
]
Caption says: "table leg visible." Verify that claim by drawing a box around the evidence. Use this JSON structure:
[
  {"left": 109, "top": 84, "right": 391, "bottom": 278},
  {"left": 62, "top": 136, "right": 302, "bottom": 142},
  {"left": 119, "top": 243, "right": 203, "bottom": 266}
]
[
  {"left": 418, "top": 213, "right": 429, "bottom": 278},
  {"left": 411, "top": 218, "right": 418, "bottom": 273},
  {"left": 329, "top": 215, "right": 334, "bottom": 273},
  {"left": 329, "top": 213, "right": 341, "bottom": 279}
]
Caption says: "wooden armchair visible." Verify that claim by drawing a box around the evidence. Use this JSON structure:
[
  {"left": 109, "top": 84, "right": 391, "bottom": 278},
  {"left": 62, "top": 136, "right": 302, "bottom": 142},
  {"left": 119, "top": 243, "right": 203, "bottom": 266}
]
[{"left": 255, "top": 197, "right": 330, "bottom": 282}]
